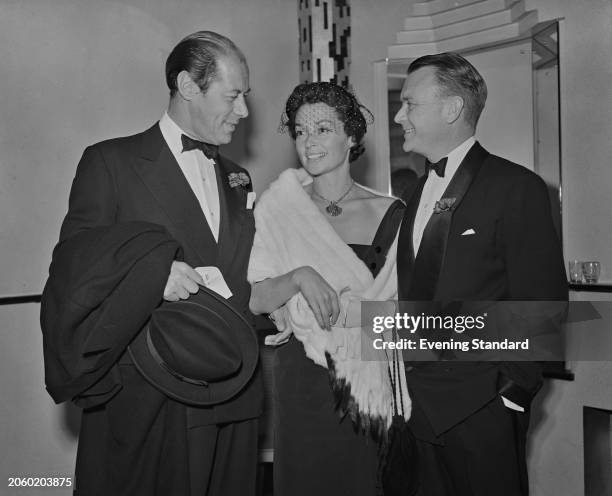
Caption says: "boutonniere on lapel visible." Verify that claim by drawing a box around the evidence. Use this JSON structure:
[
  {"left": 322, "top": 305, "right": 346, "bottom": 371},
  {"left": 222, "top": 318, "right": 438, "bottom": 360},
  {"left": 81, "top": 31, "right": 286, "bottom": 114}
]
[
  {"left": 433, "top": 197, "right": 456, "bottom": 214},
  {"left": 228, "top": 172, "right": 250, "bottom": 189}
]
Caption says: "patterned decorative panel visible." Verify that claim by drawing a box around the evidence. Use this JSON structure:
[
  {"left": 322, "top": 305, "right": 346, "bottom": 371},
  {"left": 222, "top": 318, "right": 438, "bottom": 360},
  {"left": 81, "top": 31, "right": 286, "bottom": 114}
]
[{"left": 298, "top": 0, "right": 351, "bottom": 88}]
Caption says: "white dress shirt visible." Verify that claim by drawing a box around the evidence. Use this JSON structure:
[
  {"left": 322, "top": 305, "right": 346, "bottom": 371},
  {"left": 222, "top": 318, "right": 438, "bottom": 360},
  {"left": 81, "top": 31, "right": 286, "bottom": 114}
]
[
  {"left": 413, "top": 136, "right": 476, "bottom": 256},
  {"left": 159, "top": 112, "right": 221, "bottom": 241}
]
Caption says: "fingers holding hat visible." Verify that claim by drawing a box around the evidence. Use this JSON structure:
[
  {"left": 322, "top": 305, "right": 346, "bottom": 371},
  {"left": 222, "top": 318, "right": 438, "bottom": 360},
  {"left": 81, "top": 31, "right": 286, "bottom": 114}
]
[{"left": 163, "top": 261, "right": 204, "bottom": 301}]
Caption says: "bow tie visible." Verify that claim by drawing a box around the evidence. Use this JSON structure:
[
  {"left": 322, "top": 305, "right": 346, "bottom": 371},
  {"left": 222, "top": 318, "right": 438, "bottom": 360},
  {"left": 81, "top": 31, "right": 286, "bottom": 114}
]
[
  {"left": 425, "top": 157, "right": 448, "bottom": 178},
  {"left": 181, "top": 134, "right": 219, "bottom": 160}
]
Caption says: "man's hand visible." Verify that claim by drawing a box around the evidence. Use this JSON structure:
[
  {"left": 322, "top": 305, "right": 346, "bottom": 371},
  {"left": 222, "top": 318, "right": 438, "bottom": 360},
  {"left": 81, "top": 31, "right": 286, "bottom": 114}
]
[
  {"left": 291, "top": 266, "right": 339, "bottom": 330},
  {"left": 163, "top": 261, "right": 204, "bottom": 301}
]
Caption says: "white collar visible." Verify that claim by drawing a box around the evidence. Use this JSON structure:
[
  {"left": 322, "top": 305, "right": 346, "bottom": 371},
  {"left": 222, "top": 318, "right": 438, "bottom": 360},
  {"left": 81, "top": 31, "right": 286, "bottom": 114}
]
[
  {"left": 159, "top": 111, "right": 191, "bottom": 157},
  {"left": 439, "top": 136, "right": 476, "bottom": 180}
]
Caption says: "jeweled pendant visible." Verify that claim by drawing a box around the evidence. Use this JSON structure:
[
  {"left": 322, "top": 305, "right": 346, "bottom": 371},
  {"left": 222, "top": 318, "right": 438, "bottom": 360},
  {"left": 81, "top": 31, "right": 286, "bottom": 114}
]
[{"left": 326, "top": 202, "right": 342, "bottom": 216}]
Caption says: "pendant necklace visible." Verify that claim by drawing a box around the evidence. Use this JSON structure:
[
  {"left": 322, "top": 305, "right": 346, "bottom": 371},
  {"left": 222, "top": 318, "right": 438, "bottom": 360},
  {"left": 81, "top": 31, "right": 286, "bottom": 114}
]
[{"left": 312, "top": 180, "right": 354, "bottom": 217}]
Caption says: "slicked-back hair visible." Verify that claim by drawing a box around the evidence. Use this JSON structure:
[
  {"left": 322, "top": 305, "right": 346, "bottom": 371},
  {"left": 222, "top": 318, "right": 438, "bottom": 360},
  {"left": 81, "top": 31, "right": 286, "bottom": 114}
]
[
  {"left": 408, "top": 52, "right": 487, "bottom": 129},
  {"left": 165, "top": 31, "right": 247, "bottom": 97},
  {"left": 283, "top": 82, "right": 371, "bottom": 163}
]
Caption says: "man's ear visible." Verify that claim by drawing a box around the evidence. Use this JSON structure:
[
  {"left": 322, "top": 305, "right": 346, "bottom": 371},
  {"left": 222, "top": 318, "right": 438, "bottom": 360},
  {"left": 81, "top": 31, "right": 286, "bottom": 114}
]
[
  {"left": 176, "top": 70, "right": 200, "bottom": 101},
  {"left": 444, "top": 95, "right": 464, "bottom": 124}
]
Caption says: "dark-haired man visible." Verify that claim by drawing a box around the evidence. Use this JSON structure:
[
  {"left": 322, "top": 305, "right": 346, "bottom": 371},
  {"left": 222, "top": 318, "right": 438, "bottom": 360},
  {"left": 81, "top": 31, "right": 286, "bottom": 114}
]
[
  {"left": 45, "top": 31, "right": 262, "bottom": 495},
  {"left": 395, "top": 52, "right": 566, "bottom": 495}
]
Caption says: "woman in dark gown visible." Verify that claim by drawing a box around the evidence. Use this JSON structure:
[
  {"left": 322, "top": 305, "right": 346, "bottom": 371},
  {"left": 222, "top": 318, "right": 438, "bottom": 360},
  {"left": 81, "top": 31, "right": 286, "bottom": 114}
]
[{"left": 249, "top": 82, "right": 405, "bottom": 496}]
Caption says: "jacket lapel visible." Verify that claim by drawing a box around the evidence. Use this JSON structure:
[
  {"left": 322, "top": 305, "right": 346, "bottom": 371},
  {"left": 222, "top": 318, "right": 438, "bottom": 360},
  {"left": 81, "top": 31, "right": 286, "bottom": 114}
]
[
  {"left": 408, "top": 142, "right": 489, "bottom": 299},
  {"left": 397, "top": 174, "right": 428, "bottom": 299},
  {"left": 132, "top": 124, "right": 218, "bottom": 266},
  {"left": 213, "top": 155, "right": 249, "bottom": 271}
]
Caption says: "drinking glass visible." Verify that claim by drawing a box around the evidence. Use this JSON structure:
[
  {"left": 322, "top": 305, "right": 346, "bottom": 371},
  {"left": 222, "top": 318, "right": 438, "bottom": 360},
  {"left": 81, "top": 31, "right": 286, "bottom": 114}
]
[
  {"left": 582, "top": 261, "right": 601, "bottom": 284},
  {"left": 568, "top": 260, "right": 583, "bottom": 283}
]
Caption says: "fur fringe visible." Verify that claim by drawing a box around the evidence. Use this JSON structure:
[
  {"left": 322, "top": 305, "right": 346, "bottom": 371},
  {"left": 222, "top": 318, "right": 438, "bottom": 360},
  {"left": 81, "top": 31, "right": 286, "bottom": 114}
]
[{"left": 326, "top": 352, "right": 388, "bottom": 444}]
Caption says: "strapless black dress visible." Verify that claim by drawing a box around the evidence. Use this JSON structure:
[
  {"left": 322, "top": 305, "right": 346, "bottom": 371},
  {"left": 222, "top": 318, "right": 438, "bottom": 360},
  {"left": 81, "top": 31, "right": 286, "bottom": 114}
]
[{"left": 272, "top": 200, "right": 405, "bottom": 496}]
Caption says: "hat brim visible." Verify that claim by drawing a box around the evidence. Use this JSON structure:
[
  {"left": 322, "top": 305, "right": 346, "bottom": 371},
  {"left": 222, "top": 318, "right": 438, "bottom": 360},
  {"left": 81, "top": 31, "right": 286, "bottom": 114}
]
[{"left": 128, "top": 287, "right": 258, "bottom": 406}]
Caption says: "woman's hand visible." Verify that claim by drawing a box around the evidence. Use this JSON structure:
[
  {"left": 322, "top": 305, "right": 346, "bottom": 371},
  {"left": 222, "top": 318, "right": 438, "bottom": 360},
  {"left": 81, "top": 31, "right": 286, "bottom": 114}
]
[{"left": 291, "top": 266, "right": 339, "bottom": 330}]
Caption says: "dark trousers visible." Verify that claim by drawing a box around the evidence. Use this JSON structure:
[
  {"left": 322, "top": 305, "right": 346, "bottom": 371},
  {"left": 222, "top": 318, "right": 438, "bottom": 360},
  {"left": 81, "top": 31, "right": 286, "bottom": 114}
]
[
  {"left": 74, "top": 364, "right": 259, "bottom": 496},
  {"left": 188, "top": 418, "right": 259, "bottom": 496},
  {"left": 414, "top": 396, "right": 530, "bottom": 496}
]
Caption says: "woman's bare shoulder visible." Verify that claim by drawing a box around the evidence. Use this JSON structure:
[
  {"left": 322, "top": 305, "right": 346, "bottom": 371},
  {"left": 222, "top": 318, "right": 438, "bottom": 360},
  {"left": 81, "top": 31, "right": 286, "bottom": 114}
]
[
  {"left": 337, "top": 185, "right": 401, "bottom": 243},
  {"left": 353, "top": 184, "right": 399, "bottom": 214}
]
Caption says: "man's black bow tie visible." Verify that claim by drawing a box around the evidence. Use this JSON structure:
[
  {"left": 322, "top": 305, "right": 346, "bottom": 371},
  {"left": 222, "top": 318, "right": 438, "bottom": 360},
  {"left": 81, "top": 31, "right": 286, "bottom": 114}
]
[
  {"left": 426, "top": 157, "right": 448, "bottom": 178},
  {"left": 181, "top": 134, "right": 219, "bottom": 160}
]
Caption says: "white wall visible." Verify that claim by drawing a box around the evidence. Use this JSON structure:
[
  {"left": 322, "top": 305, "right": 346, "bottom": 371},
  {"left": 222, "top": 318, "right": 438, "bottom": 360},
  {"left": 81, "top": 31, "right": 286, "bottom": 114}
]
[
  {"left": 0, "top": 0, "right": 298, "bottom": 297},
  {"left": 350, "top": 0, "right": 414, "bottom": 188},
  {"left": 0, "top": 304, "right": 80, "bottom": 495},
  {"left": 527, "top": 0, "right": 612, "bottom": 281},
  {"left": 522, "top": 1, "right": 612, "bottom": 494}
]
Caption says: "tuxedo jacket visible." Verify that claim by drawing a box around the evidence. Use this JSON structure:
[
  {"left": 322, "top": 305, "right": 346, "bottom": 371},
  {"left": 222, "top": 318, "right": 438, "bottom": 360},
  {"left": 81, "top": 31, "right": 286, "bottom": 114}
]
[
  {"left": 397, "top": 142, "right": 567, "bottom": 439},
  {"left": 59, "top": 122, "right": 263, "bottom": 421},
  {"left": 56, "top": 123, "right": 263, "bottom": 494}
]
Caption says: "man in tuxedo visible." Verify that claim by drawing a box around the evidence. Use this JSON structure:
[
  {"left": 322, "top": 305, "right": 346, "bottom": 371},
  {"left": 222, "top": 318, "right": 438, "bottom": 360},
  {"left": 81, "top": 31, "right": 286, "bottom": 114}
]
[
  {"left": 394, "top": 52, "right": 567, "bottom": 495},
  {"left": 52, "top": 31, "right": 262, "bottom": 495}
]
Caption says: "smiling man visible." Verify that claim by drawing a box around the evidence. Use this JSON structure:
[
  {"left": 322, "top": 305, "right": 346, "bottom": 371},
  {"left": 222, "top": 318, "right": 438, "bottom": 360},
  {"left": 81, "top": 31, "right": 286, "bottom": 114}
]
[
  {"left": 42, "top": 31, "right": 262, "bottom": 496},
  {"left": 394, "top": 53, "right": 567, "bottom": 495}
]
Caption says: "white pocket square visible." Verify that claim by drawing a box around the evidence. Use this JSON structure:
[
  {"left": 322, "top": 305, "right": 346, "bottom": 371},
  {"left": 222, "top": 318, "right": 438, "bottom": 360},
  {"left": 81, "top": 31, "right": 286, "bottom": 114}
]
[
  {"left": 246, "top": 191, "right": 256, "bottom": 210},
  {"left": 461, "top": 228, "right": 476, "bottom": 236}
]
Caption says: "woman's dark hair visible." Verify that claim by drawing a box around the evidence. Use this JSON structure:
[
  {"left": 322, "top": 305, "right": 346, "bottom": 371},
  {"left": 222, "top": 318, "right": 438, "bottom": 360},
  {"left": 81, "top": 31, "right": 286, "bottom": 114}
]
[{"left": 282, "top": 82, "right": 372, "bottom": 163}]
